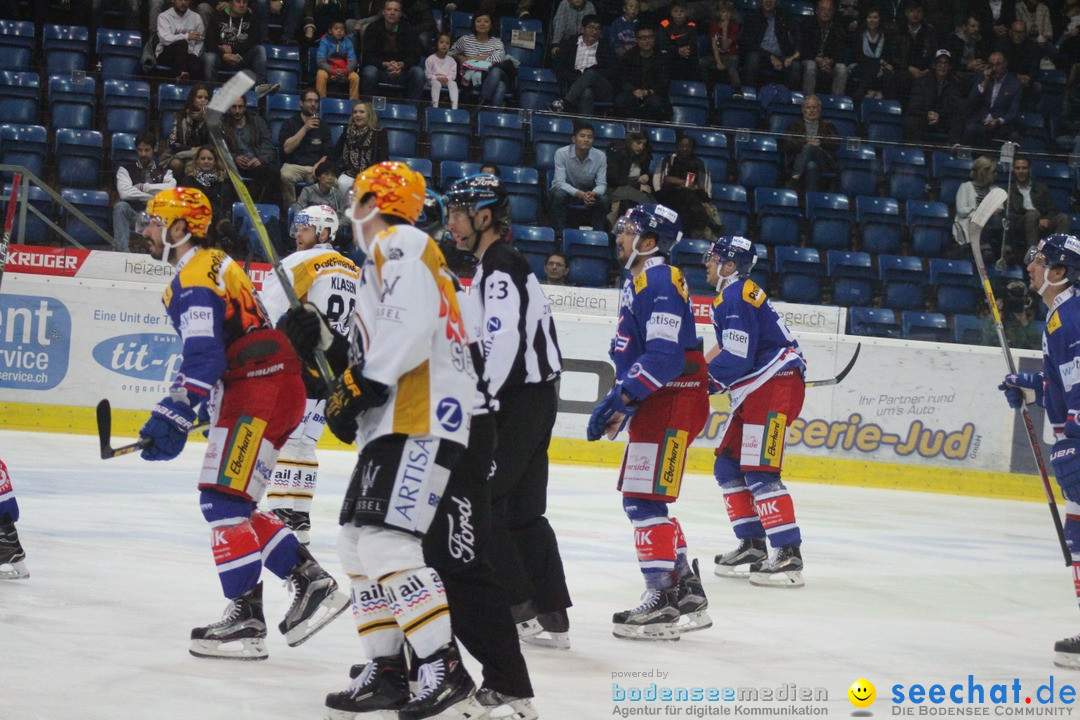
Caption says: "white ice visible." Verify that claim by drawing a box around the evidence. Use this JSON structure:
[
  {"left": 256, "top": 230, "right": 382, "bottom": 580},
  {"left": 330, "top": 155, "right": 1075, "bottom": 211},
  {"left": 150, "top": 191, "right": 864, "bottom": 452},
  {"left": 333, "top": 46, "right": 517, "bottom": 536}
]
[{"left": 3, "top": 429, "right": 1079, "bottom": 719}]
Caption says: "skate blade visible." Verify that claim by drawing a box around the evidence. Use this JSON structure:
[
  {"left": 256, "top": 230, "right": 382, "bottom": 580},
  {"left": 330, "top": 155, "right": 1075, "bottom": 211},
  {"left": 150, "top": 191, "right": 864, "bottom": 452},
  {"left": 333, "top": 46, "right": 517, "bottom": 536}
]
[
  {"left": 189, "top": 637, "right": 269, "bottom": 661},
  {"left": 515, "top": 617, "right": 543, "bottom": 640},
  {"left": 407, "top": 693, "right": 489, "bottom": 720},
  {"left": 714, "top": 564, "right": 752, "bottom": 579},
  {"left": 612, "top": 623, "right": 681, "bottom": 642},
  {"left": 325, "top": 708, "right": 400, "bottom": 720},
  {"left": 676, "top": 610, "right": 713, "bottom": 633},
  {"left": 1054, "top": 652, "right": 1080, "bottom": 669},
  {"left": 481, "top": 696, "right": 539, "bottom": 720},
  {"left": 0, "top": 560, "right": 29, "bottom": 580},
  {"left": 521, "top": 630, "right": 570, "bottom": 650},
  {"left": 284, "top": 589, "right": 350, "bottom": 647},
  {"left": 748, "top": 570, "right": 804, "bottom": 588}
]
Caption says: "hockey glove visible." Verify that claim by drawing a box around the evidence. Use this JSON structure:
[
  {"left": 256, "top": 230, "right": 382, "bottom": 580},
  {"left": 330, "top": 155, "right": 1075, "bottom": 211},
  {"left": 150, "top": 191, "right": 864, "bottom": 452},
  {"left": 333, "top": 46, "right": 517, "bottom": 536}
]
[
  {"left": 587, "top": 385, "right": 637, "bottom": 441},
  {"left": 139, "top": 397, "right": 197, "bottom": 461},
  {"left": 279, "top": 302, "right": 349, "bottom": 374},
  {"left": 998, "top": 372, "right": 1044, "bottom": 409},
  {"left": 325, "top": 365, "right": 389, "bottom": 445},
  {"left": 1051, "top": 438, "right": 1080, "bottom": 494}
]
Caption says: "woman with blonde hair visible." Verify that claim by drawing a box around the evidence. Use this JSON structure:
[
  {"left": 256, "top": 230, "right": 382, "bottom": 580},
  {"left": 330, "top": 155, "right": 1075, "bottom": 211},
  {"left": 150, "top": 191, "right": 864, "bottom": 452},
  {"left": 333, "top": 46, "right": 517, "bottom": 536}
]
[
  {"left": 330, "top": 100, "right": 389, "bottom": 195},
  {"left": 954, "top": 155, "right": 1004, "bottom": 250}
]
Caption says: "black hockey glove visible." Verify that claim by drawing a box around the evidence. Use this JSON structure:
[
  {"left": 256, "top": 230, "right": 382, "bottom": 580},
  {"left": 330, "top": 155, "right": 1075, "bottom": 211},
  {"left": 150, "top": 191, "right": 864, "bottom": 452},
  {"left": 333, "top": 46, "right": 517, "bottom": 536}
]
[
  {"left": 279, "top": 302, "right": 349, "bottom": 376},
  {"left": 325, "top": 365, "right": 389, "bottom": 444}
]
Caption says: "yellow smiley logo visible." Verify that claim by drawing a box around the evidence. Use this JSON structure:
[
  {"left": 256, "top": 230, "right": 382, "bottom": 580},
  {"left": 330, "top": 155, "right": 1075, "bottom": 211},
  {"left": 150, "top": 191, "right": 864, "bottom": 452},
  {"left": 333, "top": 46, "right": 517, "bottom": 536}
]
[{"left": 848, "top": 678, "right": 876, "bottom": 709}]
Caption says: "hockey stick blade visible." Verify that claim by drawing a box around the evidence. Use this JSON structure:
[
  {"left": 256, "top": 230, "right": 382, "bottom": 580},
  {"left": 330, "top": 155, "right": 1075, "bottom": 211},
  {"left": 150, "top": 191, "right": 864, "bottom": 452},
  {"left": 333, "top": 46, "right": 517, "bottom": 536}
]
[
  {"left": 206, "top": 69, "right": 257, "bottom": 123},
  {"left": 96, "top": 399, "right": 209, "bottom": 460},
  {"left": 805, "top": 343, "right": 861, "bottom": 388}
]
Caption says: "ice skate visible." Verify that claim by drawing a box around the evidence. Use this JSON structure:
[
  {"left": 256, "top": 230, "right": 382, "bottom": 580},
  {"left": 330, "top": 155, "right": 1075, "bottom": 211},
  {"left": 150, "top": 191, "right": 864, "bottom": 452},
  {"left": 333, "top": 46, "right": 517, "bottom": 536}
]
[
  {"left": 675, "top": 559, "right": 712, "bottom": 633},
  {"left": 0, "top": 520, "right": 28, "bottom": 580},
  {"left": 189, "top": 582, "right": 269, "bottom": 660},
  {"left": 1054, "top": 634, "right": 1080, "bottom": 669},
  {"left": 279, "top": 546, "right": 350, "bottom": 646},
  {"left": 272, "top": 508, "right": 312, "bottom": 545},
  {"left": 612, "top": 588, "right": 681, "bottom": 642},
  {"left": 748, "top": 545, "right": 804, "bottom": 588},
  {"left": 521, "top": 609, "right": 570, "bottom": 650},
  {"left": 714, "top": 537, "right": 766, "bottom": 578},
  {"left": 510, "top": 600, "right": 544, "bottom": 641},
  {"left": 476, "top": 687, "right": 539, "bottom": 720},
  {"left": 397, "top": 643, "right": 486, "bottom": 720},
  {"left": 325, "top": 652, "right": 411, "bottom": 720}
]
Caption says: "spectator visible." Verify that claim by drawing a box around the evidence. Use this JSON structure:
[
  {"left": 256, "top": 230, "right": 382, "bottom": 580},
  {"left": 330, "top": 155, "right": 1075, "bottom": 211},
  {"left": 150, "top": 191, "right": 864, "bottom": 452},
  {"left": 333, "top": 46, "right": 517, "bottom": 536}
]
[
  {"left": 552, "top": 14, "right": 617, "bottom": 114},
  {"left": 894, "top": 0, "right": 937, "bottom": 96},
  {"left": 612, "top": 0, "right": 641, "bottom": 58},
  {"left": 981, "top": 278, "right": 1041, "bottom": 350},
  {"left": 971, "top": 0, "right": 1014, "bottom": 42},
  {"left": 315, "top": 19, "right": 360, "bottom": 99},
  {"left": 740, "top": 0, "right": 801, "bottom": 89},
  {"left": 652, "top": 134, "right": 722, "bottom": 239},
  {"left": 425, "top": 31, "right": 459, "bottom": 108},
  {"left": 221, "top": 94, "right": 280, "bottom": 205},
  {"left": 999, "top": 20, "right": 1043, "bottom": 95},
  {"left": 548, "top": 122, "right": 610, "bottom": 238},
  {"left": 962, "top": 50, "right": 1022, "bottom": 147},
  {"left": 113, "top": 131, "right": 177, "bottom": 252},
  {"left": 157, "top": 0, "right": 205, "bottom": 82},
  {"left": 1056, "top": 68, "right": 1080, "bottom": 153},
  {"left": 953, "top": 155, "right": 1004, "bottom": 252},
  {"left": 800, "top": 0, "right": 849, "bottom": 96},
  {"left": 852, "top": 8, "right": 896, "bottom": 100},
  {"left": 1007, "top": 156, "right": 1070, "bottom": 251},
  {"left": 903, "top": 48, "right": 964, "bottom": 143},
  {"left": 551, "top": 0, "right": 597, "bottom": 54},
  {"left": 178, "top": 145, "right": 234, "bottom": 250},
  {"left": 294, "top": 159, "right": 349, "bottom": 232},
  {"left": 1016, "top": 0, "right": 1053, "bottom": 40},
  {"left": 450, "top": 12, "right": 509, "bottom": 107},
  {"left": 945, "top": 15, "right": 990, "bottom": 86},
  {"left": 330, "top": 100, "right": 389, "bottom": 196},
  {"left": 359, "top": 0, "right": 426, "bottom": 101},
  {"left": 279, "top": 87, "right": 332, "bottom": 210},
  {"left": 614, "top": 25, "right": 672, "bottom": 121},
  {"left": 703, "top": 0, "right": 742, "bottom": 95},
  {"left": 479, "top": 163, "right": 500, "bottom": 175},
  {"left": 605, "top": 130, "right": 654, "bottom": 222},
  {"left": 204, "top": 0, "right": 277, "bottom": 95},
  {"left": 165, "top": 83, "right": 212, "bottom": 177},
  {"left": 782, "top": 94, "right": 839, "bottom": 195},
  {"left": 837, "top": 0, "right": 859, "bottom": 31},
  {"left": 303, "top": 0, "right": 349, "bottom": 41},
  {"left": 544, "top": 252, "right": 570, "bottom": 284},
  {"left": 659, "top": 0, "right": 700, "bottom": 80},
  {"left": 257, "top": 0, "right": 305, "bottom": 44}
]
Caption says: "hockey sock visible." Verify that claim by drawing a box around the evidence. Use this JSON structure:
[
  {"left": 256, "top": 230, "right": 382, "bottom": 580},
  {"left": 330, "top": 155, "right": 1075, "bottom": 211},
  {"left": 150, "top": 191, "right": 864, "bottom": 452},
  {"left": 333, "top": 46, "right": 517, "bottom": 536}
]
[
  {"left": 0, "top": 458, "right": 18, "bottom": 523},
  {"left": 250, "top": 509, "right": 300, "bottom": 579},
  {"left": 715, "top": 454, "right": 765, "bottom": 540},
  {"left": 746, "top": 472, "right": 801, "bottom": 548},
  {"left": 294, "top": 464, "right": 317, "bottom": 514},
  {"left": 266, "top": 463, "right": 301, "bottom": 512},
  {"left": 350, "top": 575, "right": 405, "bottom": 658},
  {"left": 209, "top": 521, "right": 263, "bottom": 599},
  {"left": 623, "top": 497, "right": 677, "bottom": 589},
  {"left": 671, "top": 517, "right": 691, "bottom": 578},
  {"left": 379, "top": 566, "right": 451, "bottom": 659}
]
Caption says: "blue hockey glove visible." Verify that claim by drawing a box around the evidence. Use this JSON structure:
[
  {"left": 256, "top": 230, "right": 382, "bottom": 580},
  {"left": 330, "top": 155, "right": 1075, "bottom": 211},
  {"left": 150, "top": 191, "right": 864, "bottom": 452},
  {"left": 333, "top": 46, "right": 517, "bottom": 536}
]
[
  {"left": 587, "top": 385, "right": 637, "bottom": 441},
  {"left": 998, "top": 372, "right": 1044, "bottom": 409},
  {"left": 1051, "top": 438, "right": 1080, "bottom": 494},
  {"left": 140, "top": 397, "right": 197, "bottom": 461}
]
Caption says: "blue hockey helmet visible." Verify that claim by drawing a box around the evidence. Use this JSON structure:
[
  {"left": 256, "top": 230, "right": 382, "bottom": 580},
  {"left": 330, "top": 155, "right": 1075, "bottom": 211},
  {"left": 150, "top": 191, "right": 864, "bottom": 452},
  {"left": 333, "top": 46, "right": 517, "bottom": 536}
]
[
  {"left": 1028, "top": 233, "right": 1080, "bottom": 285},
  {"left": 613, "top": 203, "right": 683, "bottom": 255},
  {"left": 705, "top": 234, "right": 758, "bottom": 277}
]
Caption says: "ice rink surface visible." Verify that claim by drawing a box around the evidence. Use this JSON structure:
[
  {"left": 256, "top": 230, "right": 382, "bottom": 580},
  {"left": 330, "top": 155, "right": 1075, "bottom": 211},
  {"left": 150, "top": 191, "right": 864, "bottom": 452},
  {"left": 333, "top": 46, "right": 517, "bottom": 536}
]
[{"left": 4, "top": 429, "right": 1080, "bottom": 719}]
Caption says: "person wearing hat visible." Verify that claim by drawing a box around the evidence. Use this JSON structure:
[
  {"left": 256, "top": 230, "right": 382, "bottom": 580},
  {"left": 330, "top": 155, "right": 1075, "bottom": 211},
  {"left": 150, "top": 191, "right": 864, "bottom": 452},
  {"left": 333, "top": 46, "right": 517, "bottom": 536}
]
[
  {"left": 893, "top": 0, "right": 938, "bottom": 96},
  {"left": 903, "top": 48, "right": 964, "bottom": 144}
]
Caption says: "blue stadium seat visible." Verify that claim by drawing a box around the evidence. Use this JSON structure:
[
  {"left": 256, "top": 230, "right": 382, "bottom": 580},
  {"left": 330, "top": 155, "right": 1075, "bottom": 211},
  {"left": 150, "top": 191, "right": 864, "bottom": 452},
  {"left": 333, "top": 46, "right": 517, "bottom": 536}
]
[
  {"left": 712, "top": 184, "right": 749, "bottom": 235},
  {"left": 5, "top": 181, "right": 51, "bottom": 242},
  {"left": 826, "top": 250, "right": 873, "bottom": 306},
  {"left": 232, "top": 201, "right": 281, "bottom": 258},
  {"left": 55, "top": 129, "right": 104, "bottom": 188},
  {"left": 267, "top": 92, "right": 299, "bottom": 144},
  {"left": 931, "top": 152, "right": 972, "bottom": 206},
  {"left": 670, "top": 81, "right": 710, "bottom": 126},
  {"left": 382, "top": 102, "right": 419, "bottom": 158},
  {"left": 805, "top": 192, "right": 851, "bottom": 250},
  {"left": 670, "top": 237, "right": 713, "bottom": 294},
  {"left": 1017, "top": 112, "right": 1048, "bottom": 153},
  {"left": 0, "top": 20, "right": 34, "bottom": 70},
  {"left": 266, "top": 45, "right": 302, "bottom": 93},
  {"left": 878, "top": 253, "right": 925, "bottom": 310},
  {"left": 901, "top": 311, "right": 950, "bottom": 342},
  {"left": 646, "top": 126, "right": 677, "bottom": 156},
  {"left": 1070, "top": 213, "right": 1080, "bottom": 235},
  {"left": 516, "top": 68, "right": 559, "bottom": 110},
  {"left": 157, "top": 83, "right": 191, "bottom": 139},
  {"left": 500, "top": 18, "right": 545, "bottom": 68},
  {"left": 0, "top": 71, "right": 39, "bottom": 124},
  {"left": 1037, "top": 68, "right": 1067, "bottom": 117},
  {"left": 48, "top": 74, "right": 96, "bottom": 130},
  {"left": 860, "top": 99, "right": 902, "bottom": 143},
  {"left": 773, "top": 246, "right": 823, "bottom": 303},
  {"left": 103, "top": 79, "right": 151, "bottom": 135},
  {"left": 110, "top": 132, "right": 138, "bottom": 166},
  {"left": 319, "top": 97, "right": 352, "bottom": 130},
  {"left": 96, "top": 29, "right": 143, "bottom": 79},
  {"left": 685, "top": 129, "right": 728, "bottom": 182},
  {"left": 848, "top": 306, "right": 901, "bottom": 338},
  {"left": 449, "top": 11, "right": 473, "bottom": 40},
  {"left": 953, "top": 313, "right": 984, "bottom": 345},
  {"left": 429, "top": 132, "right": 469, "bottom": 162},
  {"left": 718, "top": 88, "right": 760, "bottom": 128},
  {"left": 531, "top": 115, "right": 573, "bottom": 144},
  {"left": 511, "top": 224, "right": 557, "bottom": 277},
  {"left": 60, "top": 188, "right": 111, "bottom": 247},
  {"left": 835, "top": 146, "right": 877, "bottom": 199},
  {"left": 563, "top": 229, "right": 612, "bottom": 287},
  {"left": 906, "top": 200, "right": 951, "bottom": 257},
  {"left": 397, "top": 157, "right": 433, "bottom": 184},
  {"left": 855, "top": 196, "right": 901, "bottom": 255},
  {"left": 819, "top": 94, "right": 856, "bottom": 136},
  {"left": 425, "top": 107, "right": 471, "bottom": 136},
  {"left": 749, "top": 242, "right": 770, "bottom": 289},
  {"left": 0, "top": 123, "right": 47, "bottom": 181},
  {"left": 754, "top": 187, "right": 800, "bottom": 246},
  {"left": 1030, "top": 161, "right": 1073, "bottom": 211},
  {"left": 503, "top": 166, "right": 541, "bottom": 224},
  {"left": 439, "top": 161, "right": 482, "bottom": 190},
  {"left": 478, "top": 111, "right": 525, "bottom": 165},
  {"left": 767, "top": 105, "right": 801, "bottom": 135},
  {"left": 594, "top": 121, "right": 626, "bottom": 146},
  {"left": 44, "top": 24, "right": 89, "bottom": 77},
  {"left": 736, "top": 136, "right": 781, "bottom": 189},
  {"left": 929, "top": 257, "right": 977, "bottom": 314},
  {"left": 882, "top": 147, "right": 927, "bottom": 201}
]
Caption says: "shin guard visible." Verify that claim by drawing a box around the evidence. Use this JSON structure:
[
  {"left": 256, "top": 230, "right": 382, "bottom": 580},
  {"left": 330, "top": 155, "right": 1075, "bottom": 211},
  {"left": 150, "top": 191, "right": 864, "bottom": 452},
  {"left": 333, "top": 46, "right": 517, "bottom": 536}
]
[
  {"left": 250, "top": 509, "right": 300, "bottom": 579},
  {"left": 624, "top": 497, "right": 678, "bottom": 590},
  {"left": 209, "top": 521, "right": 263, "bottom": 599},
  {"left": 379, "top": 567, "right": 451, "bottom": 659},
  {"left": 746, "top": 472, "right": 801, "bottom": 548},
  {"left": 671, "top": 517, "right": 690, "bottom": 578},
  {"left": 715, "top": 454, "right": 765, "bottom": 540}
]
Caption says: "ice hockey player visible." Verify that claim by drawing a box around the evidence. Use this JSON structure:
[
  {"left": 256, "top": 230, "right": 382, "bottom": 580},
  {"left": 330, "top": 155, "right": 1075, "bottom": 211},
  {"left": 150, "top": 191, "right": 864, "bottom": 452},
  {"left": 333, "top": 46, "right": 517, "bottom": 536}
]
[
  {"left": 444, "top": 173, "right": 573, "bottom": 650},
  {"left": 586, "top": 204, "right": 711, "bottom": 642},
  {"left": 0, "top": 459, "right": 28, "bottom": 580},
  {"left": 997, "top": 233, "right": 1080, "bottom": 669},
  {"left": 259, "top": 204, "right": 360, "bottom": 545},
  {"left": 136, "top": 187, "right": 349, "bottom": 661},
  {"left": 703, "top": 235, "right": 806, "bottom": 588},
  {"left": 276, "top": 162, "right": 488, "bottom": 720}
]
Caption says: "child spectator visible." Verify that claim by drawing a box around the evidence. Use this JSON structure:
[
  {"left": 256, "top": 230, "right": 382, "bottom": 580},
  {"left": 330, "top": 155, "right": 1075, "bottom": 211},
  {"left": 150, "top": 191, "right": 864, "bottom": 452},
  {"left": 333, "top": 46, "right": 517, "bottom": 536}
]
[
  {"left": 425, "top": 31, "right": 460, "bottom": 108},
  {"left": 293, "top": 159, "right": 349, "bottom": 233},
  {"left": 705, "top": 0, "right": 740, "bottom": 94},
  {"left": 612, "top": 0, "right": 641, "bottom": 57},
  {"left": 315, "top": 19, "right": 360, "bottom": 99}
]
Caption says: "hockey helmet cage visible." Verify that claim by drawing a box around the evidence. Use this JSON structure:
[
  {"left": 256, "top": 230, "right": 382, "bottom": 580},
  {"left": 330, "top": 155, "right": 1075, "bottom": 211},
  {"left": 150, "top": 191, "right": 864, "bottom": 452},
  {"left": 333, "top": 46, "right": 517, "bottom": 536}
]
[
  {"left": 614, "top": 203, "right": 683, "bottom": 254},
  {"left": 444, "top": 174, "right": 510, "bottom": 219},
  {"left": 706, "top": 235, "right": 757, "bottom": 277},
  {"left": 351, "top": 161, "right": 427, "bottom": 224},
  {"left": 144, "top": 186, "right": 213, "bottom": 238},
  {"left": 1029, "top": 233, "right": 1080, "bottom": 285},
  {"left": 291, "top": 203, "right": 340, "bottom": 240}
]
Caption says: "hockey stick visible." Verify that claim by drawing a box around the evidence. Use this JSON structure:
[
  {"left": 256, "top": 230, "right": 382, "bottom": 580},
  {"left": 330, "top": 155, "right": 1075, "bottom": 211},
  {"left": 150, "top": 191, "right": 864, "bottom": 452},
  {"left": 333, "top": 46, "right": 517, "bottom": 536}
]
[
  {"left": 204, "top": 70, "right": 335, "bottom": 389},
  {"left": 96, "top": 399, "right": 209, "bottom": 460},
  {"left": 804, "top": 343, "right": 860, "bottom": 388},
  {"left": 968, "top": 187, "right": 1070, "bottom": 566},
  {"left": 0, "top": 172, "right": 23, "bottom": 291}
]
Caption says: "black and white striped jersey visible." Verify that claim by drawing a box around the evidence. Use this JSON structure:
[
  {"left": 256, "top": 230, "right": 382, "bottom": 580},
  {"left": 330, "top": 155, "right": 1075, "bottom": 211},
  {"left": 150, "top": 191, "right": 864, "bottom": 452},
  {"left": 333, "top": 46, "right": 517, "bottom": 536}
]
[{"left": 472, "top": 241, "right": 562, "bottom": 398}]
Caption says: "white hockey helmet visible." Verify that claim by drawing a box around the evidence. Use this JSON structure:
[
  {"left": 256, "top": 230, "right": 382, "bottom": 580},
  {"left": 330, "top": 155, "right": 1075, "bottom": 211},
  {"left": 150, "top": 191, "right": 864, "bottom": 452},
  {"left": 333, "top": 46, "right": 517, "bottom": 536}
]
[{"left": 291, "top": 204, "right": 339, "bottom": 240}]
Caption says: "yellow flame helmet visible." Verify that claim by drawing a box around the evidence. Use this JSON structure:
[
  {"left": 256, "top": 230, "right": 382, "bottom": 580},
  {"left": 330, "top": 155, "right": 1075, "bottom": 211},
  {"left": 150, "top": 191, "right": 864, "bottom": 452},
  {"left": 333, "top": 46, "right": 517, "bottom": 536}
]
[
  {"left": 145, "top": 187, "right": 213, "bottom": 238},
  {"left": 351, "top": 161, "right": 427, "bottom": 224}
]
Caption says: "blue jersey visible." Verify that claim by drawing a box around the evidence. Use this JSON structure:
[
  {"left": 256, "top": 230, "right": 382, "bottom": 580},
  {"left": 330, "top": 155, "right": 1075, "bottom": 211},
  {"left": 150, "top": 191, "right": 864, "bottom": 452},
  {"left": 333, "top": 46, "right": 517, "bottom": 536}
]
[
  {"left": 611, "top": 257, "right": 700, "bottom": 402},
  {"left": 1042, "top": 288, "right": 1080, "bottom": 439},
  {"left": 707, "top": 277, "right": 804, "bottom": 393},
  {"left": 162, "top": 247, "right": 270, "bottom": 404}
]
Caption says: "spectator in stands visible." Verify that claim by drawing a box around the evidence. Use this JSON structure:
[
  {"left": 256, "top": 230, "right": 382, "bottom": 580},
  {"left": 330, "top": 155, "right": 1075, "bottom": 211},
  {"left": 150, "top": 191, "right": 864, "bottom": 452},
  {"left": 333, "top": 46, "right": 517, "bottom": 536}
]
[
  {"left": 981, "top": 278, "right": 1041, "bottom": 349},
  {"left": 999, "top": 19, "right": 1044, "bottom": 97},
  {"left": 962, "top": 51, "right": 1022, "bottom": 146},
  {"left": 303, "top": 0, "right": 349, "bottom": 41},
  {"left": 544, "top": 252, "right": 570, "bottom": 284},
  {"left": 204, "top": 0, "right": 277, "bottom": 95},
  {"left": 971, "top": 0, "right": 1013, "bottom": 42},
  {"left": 330, "top": 100, "right": 389, "bottom": 195},
  {"left": 359, "top": 0, "right": 426, "bottom": 101},
  {"left": 426, "top": 32, "right": 460, "bottom": 108},
  {"left": 837, "top": 0, "right": 859, "bottom": 32},
  {"left": 740, "top": 0, "right": 801, "bottom": 90},
  {"left": 800, "top": 0, "right": 849, "bottom": 96},
  {"left": 1056, "top": 68, "right": 1080, "bottom": 153},
  {"left": 1007, "top": 155, "right": 1070, "bottom": 250},
  {"left": 659, "top": 0, "right": 700, "bottom": 81},
  {"left": 479, "top": 163, "right": 500, "bottom": 175},
  {"left": 315, "top": 19, "right": 360, "bottom": 99},
  {"left": 852, "top": 8, "right": 896, "bottom": 100},
  {"left": 257, "top": 0, "right": 306, "bottom": 44},
  {"left": 1016, "top": 0, "right": 1054, "bottom": 40},
  {"left": 953, "top": 155, "right": 1004, "bottom": 250},
  {"left": 222, "top": 94, "right": 280, "bottom": 205},
  {"left": 614, "top": 26, "right": 673, "bottom": 120},
  {"left": 165, "top": 84, "right": 212, "bottom": 177},
  {"left": 551, "top": 0, "right": 598, "bottom": 55},
  {"left": 1059, "top": 7, "right": 1080, "bottom": 69},
  {"left": 552, "top": 14, "right": 617, "bottom": 114},
  {"left": 157, "top": 0, "right": 206, "bottom": 82},
  {"left": 903, "top": 48, "right": 964, "bottom": 143},
  {"left": 703, "top": 0, "right": 742, "bottom": 95},
  {"left": 450, "top": 12, "right": 510, "bottom": 107},
  {"left": 612, "top": 0, "right": 641, "bottom": 58},
  {"left": 294, "top": 159, "right": 349, "bottom": 231},
  {"left": 605, "top": 130, "right": 654, "bottom": 223},
  {"left": 894, "top": 0, "right": 937, "bottom": 96},
  {"left": 178, "top": 145, "right": 234, "bottom": 249},
  {"left": 945, "top": 15, "right": 990, "bottom": 87},
  {"left": 652, "top": 134, "right": 722, "bottom": 239},
  {"left": 782, "top": 94, "right": 839, "bottom": 195},
  {"left": 548, "top": 122, "right": 610, "bottom": 238},
  {"left": 279, "top": 87, "right": 332, "bottom": 210},
  {"left": 113, "top": 131, "right": 177, "bottom": 252}
]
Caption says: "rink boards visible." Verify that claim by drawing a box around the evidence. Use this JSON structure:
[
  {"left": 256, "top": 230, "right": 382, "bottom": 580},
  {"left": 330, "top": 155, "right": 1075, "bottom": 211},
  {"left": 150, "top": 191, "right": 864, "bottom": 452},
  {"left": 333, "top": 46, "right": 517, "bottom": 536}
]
[{"left": 0, "top": 245, "right": 1052, "bottom": 502}]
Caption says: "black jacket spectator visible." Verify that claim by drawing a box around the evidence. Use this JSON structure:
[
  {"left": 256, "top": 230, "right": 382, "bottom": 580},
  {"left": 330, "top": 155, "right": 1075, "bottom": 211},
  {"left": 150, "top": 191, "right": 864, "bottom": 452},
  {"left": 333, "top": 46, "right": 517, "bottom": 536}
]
[
  {"left": 903, "top": 54, "right": 964, "bottom": 142},
  {"left": 279, "top": 112, "right": 333, "bottom": 167},
  {"left": 659, "top": 10, "right": 700, "bottom": 81},
  {"left": 360, "top": 14, "right": 421, "bottom": 68},
  {"left": 998, "top": 24, "right": 1043, "bottom": 84},
  {"left": 970, "top": 0, "right": 1015, "bottom": 40},
  {"left": 615, "top": 39, "right": 673, "bottom": 120},
  {"left": 554, "top": 31, "right": 618, "bottom": 87},
  {"left": 224, "top": 110, "right": 276, "bottom": 166},
  {"left": 741, "top": 3, "right": 800, "bottom": 60},
  {"left": 206, "top": 6, "right": 265, "bottom": 58}
]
